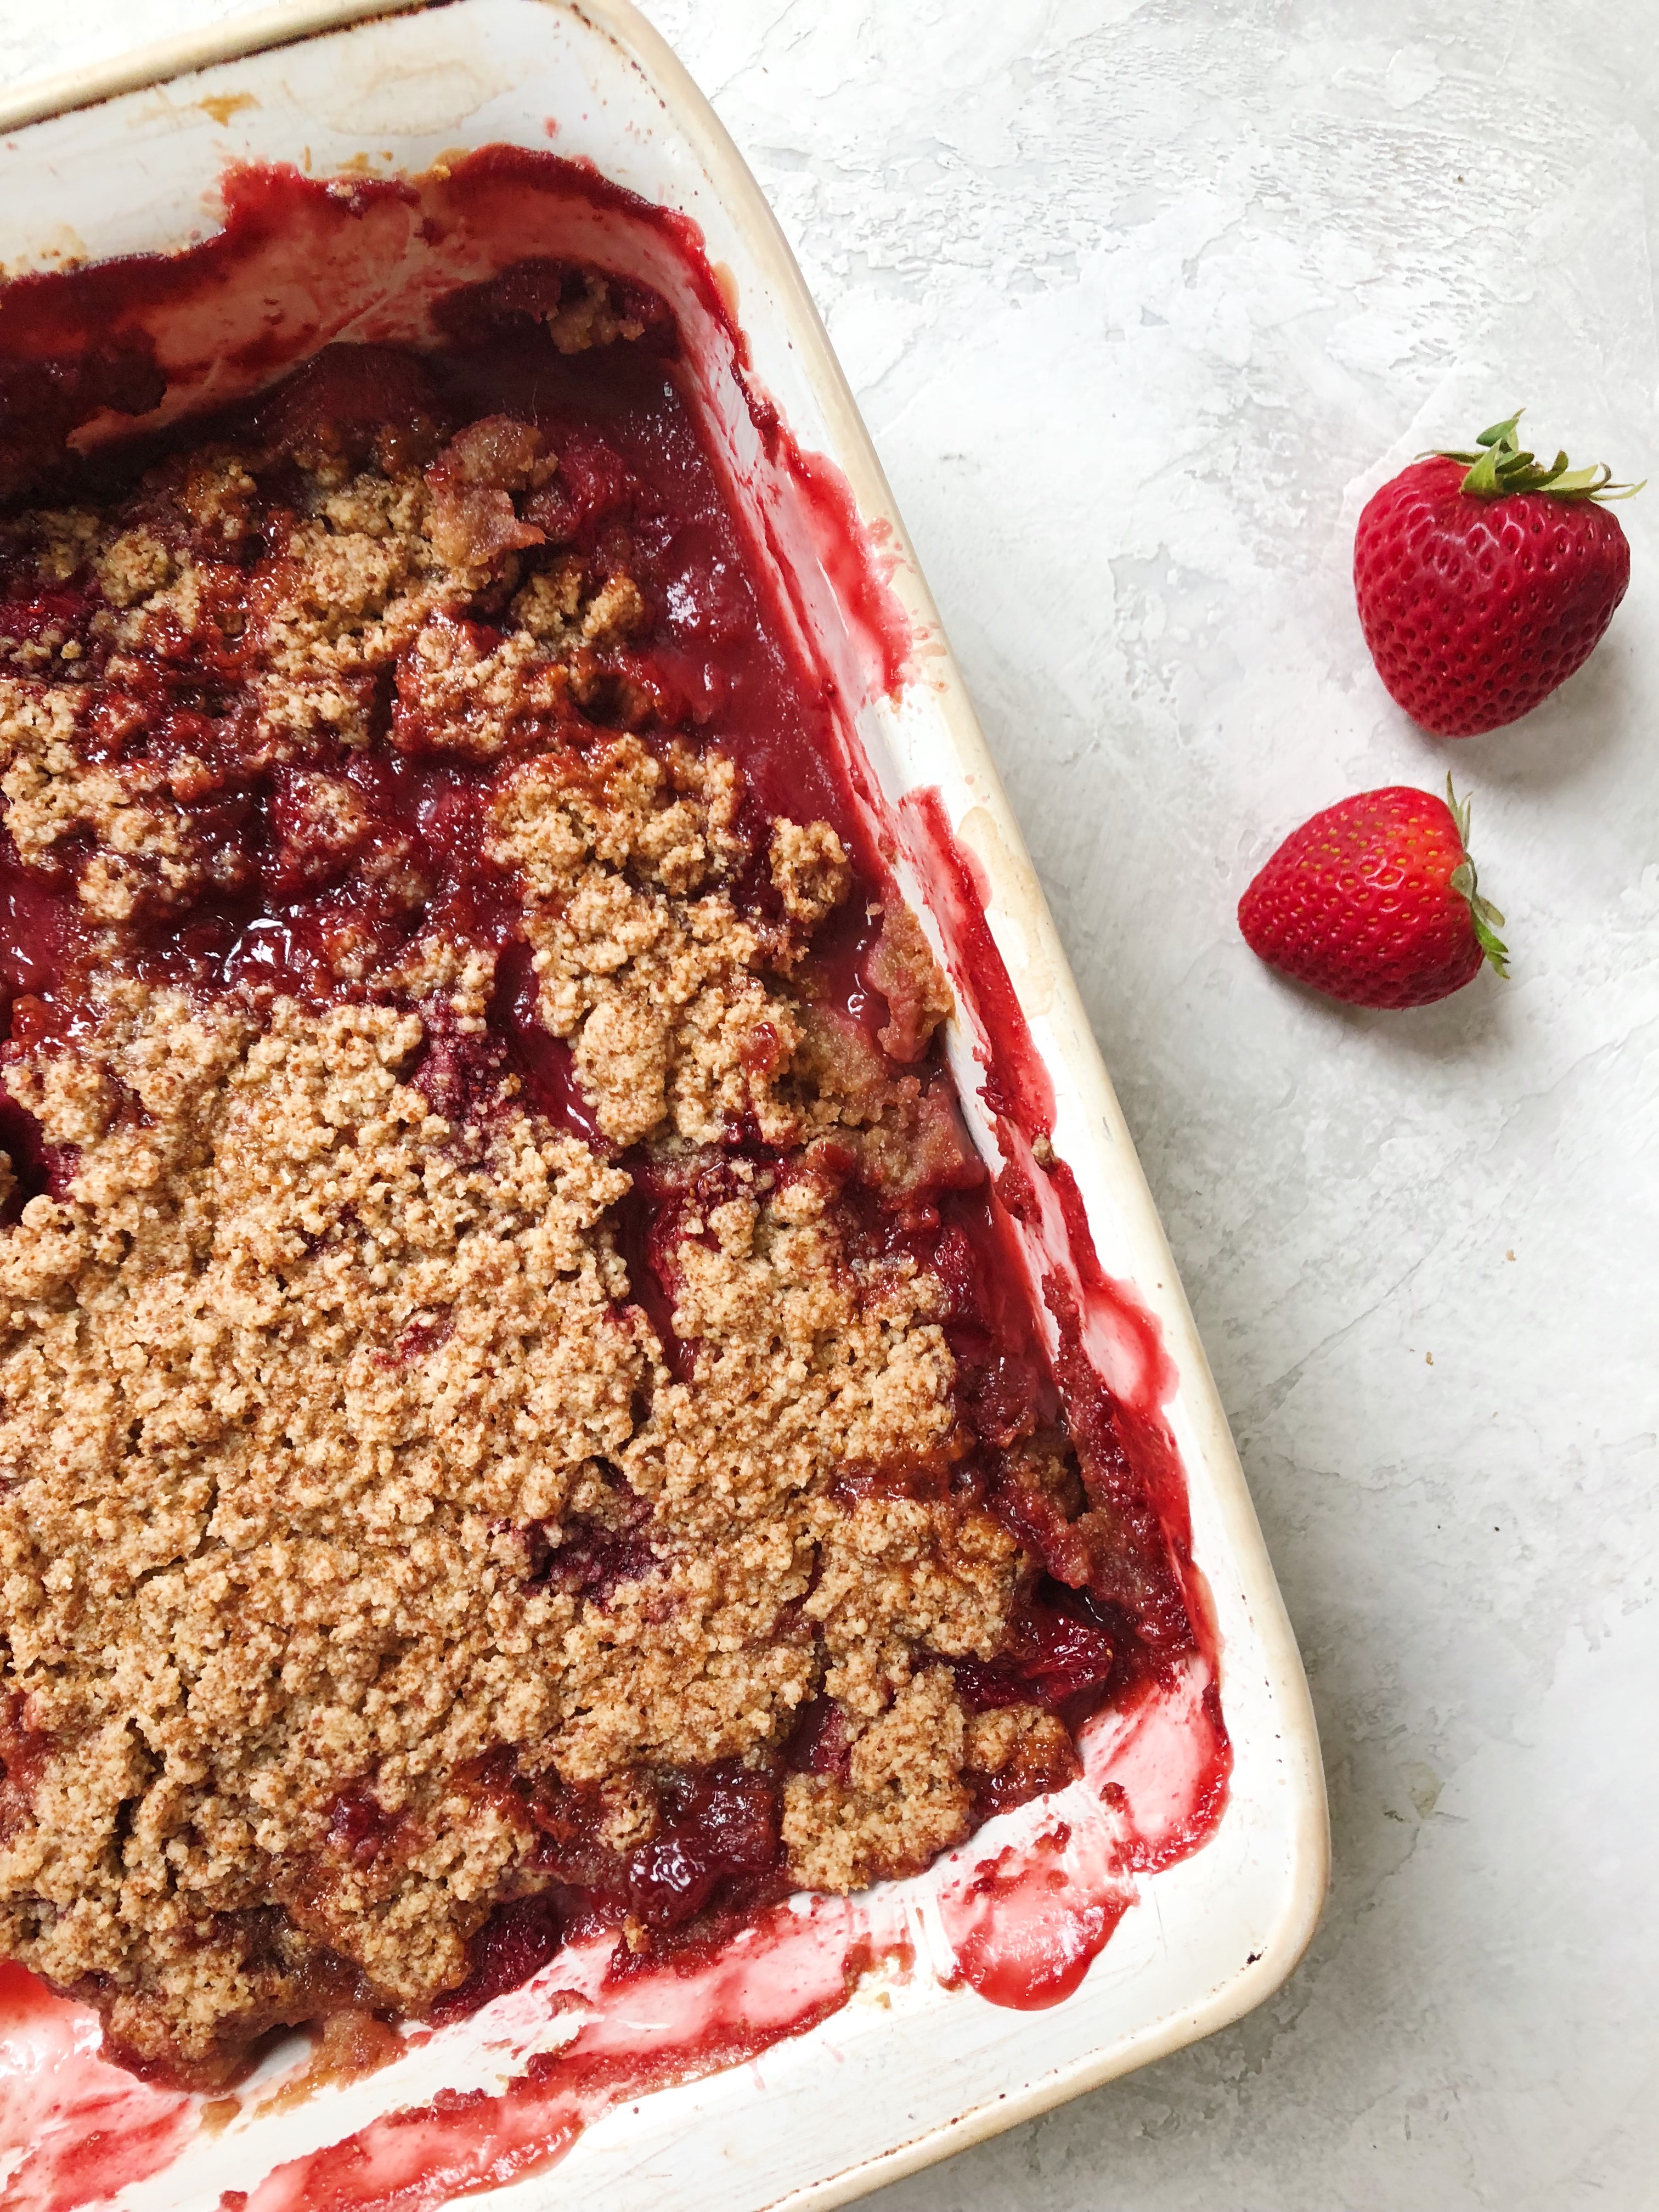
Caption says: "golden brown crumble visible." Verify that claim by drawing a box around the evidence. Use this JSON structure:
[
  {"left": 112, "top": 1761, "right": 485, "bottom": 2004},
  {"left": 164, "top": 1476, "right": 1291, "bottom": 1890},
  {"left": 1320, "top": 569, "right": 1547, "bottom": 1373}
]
[
  {"left": 0, "top": 333, "right": 1096, "bottom": 2085},
  {"left": 498, "top": 745, "right": 815, "bottom": 1150},
  {"left": 0, "top": 961, "right": 1003, "bottom": 2073}
]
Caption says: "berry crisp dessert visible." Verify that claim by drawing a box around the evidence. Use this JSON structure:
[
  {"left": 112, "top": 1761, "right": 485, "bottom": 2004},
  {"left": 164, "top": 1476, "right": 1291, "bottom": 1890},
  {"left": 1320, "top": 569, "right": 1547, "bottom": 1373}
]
[{"left": 0, "top": 232, "right": 1204, "bottom": 2092}]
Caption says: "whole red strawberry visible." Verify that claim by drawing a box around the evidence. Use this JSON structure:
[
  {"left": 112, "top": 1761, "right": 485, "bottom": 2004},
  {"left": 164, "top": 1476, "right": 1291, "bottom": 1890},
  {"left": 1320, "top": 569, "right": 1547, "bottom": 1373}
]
[
  {"left": 1354, "top": 413, "right": 1638, "bottom": 737},
  {"left": 1239, "top": 781, "right": 1508, "bottom": 1009}
]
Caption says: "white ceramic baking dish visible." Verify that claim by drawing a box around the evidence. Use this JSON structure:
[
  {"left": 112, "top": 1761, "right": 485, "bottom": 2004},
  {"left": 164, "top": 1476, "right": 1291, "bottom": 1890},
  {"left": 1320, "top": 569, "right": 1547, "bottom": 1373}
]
[{"left": 0, "top": 6, "right": 1327, "bottom": 2208}]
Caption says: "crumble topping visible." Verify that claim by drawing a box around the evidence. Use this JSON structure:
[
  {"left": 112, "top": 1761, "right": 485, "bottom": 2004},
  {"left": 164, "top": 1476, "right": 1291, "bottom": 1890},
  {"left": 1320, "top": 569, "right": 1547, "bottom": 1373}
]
[
  {"left": 0, "top": 961, "right": 996, "bottom": 2071},
  {"left": 0, "top": 304, "right": 1184, "bottom": 2086},
  {"left": 486, "top": 733, "right": 798, "bottom": 1147}
]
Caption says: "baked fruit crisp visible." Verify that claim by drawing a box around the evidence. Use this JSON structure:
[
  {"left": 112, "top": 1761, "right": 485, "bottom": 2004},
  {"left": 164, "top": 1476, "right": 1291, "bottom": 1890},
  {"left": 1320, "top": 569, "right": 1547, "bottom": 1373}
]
[{"left": 0, "top": 265, "right": 1196, "bottom": 2087}]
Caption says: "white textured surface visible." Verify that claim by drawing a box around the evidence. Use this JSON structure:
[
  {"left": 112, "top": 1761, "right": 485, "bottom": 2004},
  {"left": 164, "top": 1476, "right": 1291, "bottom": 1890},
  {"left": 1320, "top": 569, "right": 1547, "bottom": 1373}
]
[{"left": 1, "top": 4, "right": 1655, "bottom": 2209}]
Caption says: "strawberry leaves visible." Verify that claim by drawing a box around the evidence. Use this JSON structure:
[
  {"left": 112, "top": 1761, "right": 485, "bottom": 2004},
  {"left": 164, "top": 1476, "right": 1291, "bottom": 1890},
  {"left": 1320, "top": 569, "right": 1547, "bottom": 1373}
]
[
  {"left": 1432, "top": 410, "right": 1644, "bottom": 503},
  {"left": 1443, "top": 777, "right": 1509, "bottom": 978}
]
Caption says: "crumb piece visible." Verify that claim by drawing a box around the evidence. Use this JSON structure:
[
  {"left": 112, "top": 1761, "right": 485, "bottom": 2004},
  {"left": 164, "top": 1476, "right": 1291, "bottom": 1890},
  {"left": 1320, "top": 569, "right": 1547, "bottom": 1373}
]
[
  {"left": 582, "top": 574, "right": 647, "bottom": 645},
  {"left": 771, "top": 819, "right": 850, "bottom": 927},
  {"left": 782, "top": 1671, "right": 971, "bottom": 1891},
  {"left": 393, "top": 611, "right": 568, "bottom": 759},
  {"left": 514, "top": 557, "right": 586, "bottom": 642},
  {"left": 489, "top": 736, "right": 822, "bottom": 1147},
  {"left": 868, "top": 900, "right": 953, "bottom": 1062},
  {"left": 97, "top": 526, "right": 174, "bottom": 607},
  {"left": 964, "top": 1702, "right": 1079, "bottom": 1816},
  {"left": 544, "top": 270, "right": 648, "bottom": 355},
  {"left": 424, "top": 416, "right": 552, "bottom": 575}
]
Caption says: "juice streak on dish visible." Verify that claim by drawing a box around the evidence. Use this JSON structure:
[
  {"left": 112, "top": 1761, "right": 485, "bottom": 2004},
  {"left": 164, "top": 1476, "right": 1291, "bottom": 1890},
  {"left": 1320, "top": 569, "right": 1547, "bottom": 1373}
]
[{"left": 0, "top": 152, "right": 1228, "bottom": 2212}]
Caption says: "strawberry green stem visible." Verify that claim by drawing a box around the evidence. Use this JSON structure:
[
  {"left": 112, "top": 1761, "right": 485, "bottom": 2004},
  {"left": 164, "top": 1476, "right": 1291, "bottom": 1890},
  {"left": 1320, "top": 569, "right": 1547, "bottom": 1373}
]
[
  {"left": 1445, "top": 776, "right": 1510, "bottom": 979},
  {"left": 1431, "top": 410, "right": 1644, "bottom": 501}
]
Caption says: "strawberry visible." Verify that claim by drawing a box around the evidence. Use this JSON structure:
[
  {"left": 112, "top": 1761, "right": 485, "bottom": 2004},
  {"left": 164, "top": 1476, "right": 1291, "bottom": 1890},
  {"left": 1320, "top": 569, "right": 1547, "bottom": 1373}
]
[
  {"left": 1238, "top": 780, "right": 1508, "bottom": 1009},
  {"left": 1353, "top": 413, "right": 1639, "bottom": 737}
]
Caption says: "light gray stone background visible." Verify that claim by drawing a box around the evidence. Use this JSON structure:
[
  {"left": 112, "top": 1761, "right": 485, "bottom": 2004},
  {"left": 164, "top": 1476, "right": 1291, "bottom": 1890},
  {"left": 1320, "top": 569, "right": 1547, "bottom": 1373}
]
[{"left": 3, "top": 3, "right": 1655, "bottom": 2207}]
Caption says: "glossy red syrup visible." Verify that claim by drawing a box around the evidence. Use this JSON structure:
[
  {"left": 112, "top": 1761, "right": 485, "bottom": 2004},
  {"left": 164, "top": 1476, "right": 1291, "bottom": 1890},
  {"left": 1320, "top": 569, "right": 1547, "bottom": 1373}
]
[
  {"left": 0, "top": 146, "right": 1228, "bottom": 2210},
  {"left": 937, "top": 1829, "right": 1132, "bottom": 2011}
]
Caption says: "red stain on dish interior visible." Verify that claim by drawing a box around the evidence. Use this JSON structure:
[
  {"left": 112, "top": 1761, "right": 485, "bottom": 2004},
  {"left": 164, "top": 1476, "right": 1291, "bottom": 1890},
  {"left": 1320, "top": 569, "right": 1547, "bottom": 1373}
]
[
  {"left": 899, "top": 788, "right": 1056, "bottom": 1136},
  {"left": 1088, "top": 1659, "right": 1233, "bottom": 1874},
  {"left": 938, "top": 1829, "right": 1131, "bottom": 2011},
  {"left": 895, "top": 785, "right": 1170, "bottom": 1391},
  {"left": 0, "top": 1964, "right": 194, "bottom": 2212},
  {"left": 0, "top": 151, "right": 709, "bottom": 372},
  {"left": 233, "top": 1908, "right": 871, "bottom": 2212},
  {"left": 768, "top": 440, "right": 911, "bottom": 700}
]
